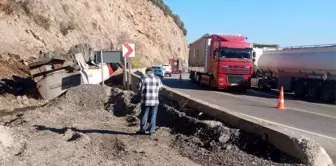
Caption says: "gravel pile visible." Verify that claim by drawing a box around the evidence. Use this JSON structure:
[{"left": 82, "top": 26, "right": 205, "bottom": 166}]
[
  {"left": 64, "top": 84, "right": 111, "bottom": 110},
  {"left": 0, "top": 125, "right": 27, "bottom": 161},
  {"left": 105, "top": 87, "right": 141, "bottom": 116}
]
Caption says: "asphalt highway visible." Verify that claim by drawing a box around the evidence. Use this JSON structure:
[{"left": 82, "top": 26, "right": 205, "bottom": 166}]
[{"left": 161, "top": 73, "right": 336, "bottom": 161}]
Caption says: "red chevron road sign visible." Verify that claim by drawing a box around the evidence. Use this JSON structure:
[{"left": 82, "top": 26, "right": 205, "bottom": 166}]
[{"left": 122, "top": 44, "right": 135, "bottom": 58}]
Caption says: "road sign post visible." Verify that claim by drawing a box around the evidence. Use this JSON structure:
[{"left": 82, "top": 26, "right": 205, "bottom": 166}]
[
  {"left": 127, "top": 57, "right": 132, "bottom": 90},
  {"left": 100, "top": 50, "right": 104, "bottom": 86},
  {"left": 122, "top": 43, "right": 135, "bottom": 90}
]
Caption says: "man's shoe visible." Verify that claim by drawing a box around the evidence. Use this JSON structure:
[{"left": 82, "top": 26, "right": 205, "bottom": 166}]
[
  {"left": 135, "top": 130, "right": 146, "bottom": 135},
  {"left": 148, "top": 131, "right": 155, "bottom": 136}
]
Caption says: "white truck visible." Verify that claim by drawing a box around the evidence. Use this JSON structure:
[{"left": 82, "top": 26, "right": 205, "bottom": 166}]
[
  {"left": 28, "top": 44, "right": 120, "bottom": 100},
  {"left": 252, "top": 44, "right": 336, "bottom": 102},
  {"left": 162, "top": 64, "right": 172, "bottom": 77}
]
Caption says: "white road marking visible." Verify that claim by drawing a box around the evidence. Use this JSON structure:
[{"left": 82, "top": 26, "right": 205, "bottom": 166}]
[
  {"left": 214, "top": 91, "right": 336, "bottom": 119},
  {"left": 166, "top": 81, "right": 336, "bottom": 141},
  {"left": 237, "top": 112, "right": 336, "bottom": 141},
  {"left": 249, "top": 89, "right": 336, "bottom": 109}
]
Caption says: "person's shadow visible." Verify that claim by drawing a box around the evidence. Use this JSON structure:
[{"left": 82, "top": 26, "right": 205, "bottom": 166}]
[{"left": 34, "top": 125, "right": 136, "bottom": 136}]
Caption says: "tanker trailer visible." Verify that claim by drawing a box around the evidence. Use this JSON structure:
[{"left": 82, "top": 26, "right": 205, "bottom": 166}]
[{"left": 254, "top": 44, "right": 336, "bottom": 102}]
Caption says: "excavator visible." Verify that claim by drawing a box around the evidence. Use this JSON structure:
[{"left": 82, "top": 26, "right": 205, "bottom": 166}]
[{"left": 28, "top": 43, "right": 122, "bottom": 100}]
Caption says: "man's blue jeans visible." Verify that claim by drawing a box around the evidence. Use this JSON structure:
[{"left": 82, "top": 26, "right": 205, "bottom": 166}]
[{"left": 140, "top": 104, "right": 158, "bottom": 133}]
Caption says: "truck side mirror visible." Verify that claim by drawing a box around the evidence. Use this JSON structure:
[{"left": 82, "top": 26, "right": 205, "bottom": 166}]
[{"left": 252, "top": 52, "right": 256, "bottom": 58}]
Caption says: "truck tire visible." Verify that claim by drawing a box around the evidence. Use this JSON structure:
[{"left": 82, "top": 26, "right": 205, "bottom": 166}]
[
  {"left": 209, "top": 78, "right": 215, "bottom": 90},
  {"left": 294, "top": 80, "right": 306, "bottom": 98},
  {"left": 321, "top": 83, "right": 336, "bottom": 103},
  {"left": 236, "top": 87, "right": 248, "bottom": 93},
  {"left": 258, "top": 80, "right": 271, "bottom": 91},
  {"left": 306, "top": 81, "right": 320, "bottom": 101},
  {"left": 198, "top": 75, "right": 202, "bottom": 85},
  {"left": 195, "top": 74, "right": 200, "bottom": 84}
]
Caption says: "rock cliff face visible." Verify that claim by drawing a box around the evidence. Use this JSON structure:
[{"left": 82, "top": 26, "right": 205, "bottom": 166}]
[{"left": 0, "top": 0, "right": 188, "bottom": 67}]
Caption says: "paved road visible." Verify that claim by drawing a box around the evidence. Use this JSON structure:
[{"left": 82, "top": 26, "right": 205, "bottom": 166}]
[{"left": 162, "top": 73, "right": 336, "bottom": 160}]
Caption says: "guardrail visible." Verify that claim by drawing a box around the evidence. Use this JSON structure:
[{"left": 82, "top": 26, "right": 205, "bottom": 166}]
[{"left": 128, "top": 69, "right": 333, "bottom": 166}]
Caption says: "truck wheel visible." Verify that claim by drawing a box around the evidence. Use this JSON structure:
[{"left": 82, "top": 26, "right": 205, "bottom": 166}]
[
  {"left": 321, "top": 83, "right": 336, "bottom": 103},
  {"left": 258, "top": 80, "right": 264, "bottom": 90},
  {"left": 258, "top": 80, "right": 271, "bottom": 91},
  {"left": 198, "top": 75, "right": 202, "bottom": 85},
  {"left": 237, "top": 87, "right": 248, "bottom": 93},
  {"left": 209, "top": 78, "right": 215, "bottom": 90},
  {"left": 306, "top": 81, "right": 320, "bottom": 101},
  {"left": 294, "top": 80, "right": 306, "bottom": 98}
]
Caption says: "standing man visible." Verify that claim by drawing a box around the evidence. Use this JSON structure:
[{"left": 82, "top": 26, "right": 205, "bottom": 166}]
[{"left": 136, "top": 67, "right": 163, "bottom": 135}]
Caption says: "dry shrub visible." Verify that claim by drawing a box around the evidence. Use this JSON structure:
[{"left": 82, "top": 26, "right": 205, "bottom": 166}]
[
  {"left": 60, "top": 21, "right": 76, "bottom": 36},
  {"left": 0, "top": 0, "right": 20, "bottom": 15},
  {"left": 62, "top": 3, "right": 70, "bottom": 15},
  {"left": 34, "top": 14, "right": 51, "bottom": 30}
]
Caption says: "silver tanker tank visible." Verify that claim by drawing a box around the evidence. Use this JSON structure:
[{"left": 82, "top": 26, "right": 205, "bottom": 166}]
[{"left": 257, "top": 44, "right": 336, "bottom": 81}]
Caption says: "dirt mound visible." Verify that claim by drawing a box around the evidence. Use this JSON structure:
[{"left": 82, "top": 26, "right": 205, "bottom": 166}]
[
  {"left": 104, "top": 87, "right": 304, "bottom": 166},
  {"left": 105, "top": 87, "right": 141, "bottom": 116},
  {"left": 0, "top": 125, "right": 26, "bottom": 161},
  {"left": 0, "top": 85, "right": 305, "bottom": 166},
  {"left": 64, "top": 84, "right": 111, "bottom": 109},
  {"left": 0, "top": 54, "right": 30, "bottom": 79}
]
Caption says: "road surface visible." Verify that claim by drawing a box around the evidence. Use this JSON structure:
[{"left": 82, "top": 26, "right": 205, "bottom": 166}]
[{"left": 161, "top": 73, "right": 336, "bottom": 161}]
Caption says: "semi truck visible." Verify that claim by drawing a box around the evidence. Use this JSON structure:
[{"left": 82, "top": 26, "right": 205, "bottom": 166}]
[
  {"left": 188, "top": 33, "right": 254, "bottom": 91},
  {"left": 169, "top": 58, "right": 183, "bottom": 74},
  {"left": 252, "top": 44, "right": 336, "bottom": 102}
]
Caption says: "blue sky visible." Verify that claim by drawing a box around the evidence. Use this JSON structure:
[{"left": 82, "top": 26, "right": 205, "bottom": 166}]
[{"left": 165, "top": 0, "right": 336, "bottom": 47}]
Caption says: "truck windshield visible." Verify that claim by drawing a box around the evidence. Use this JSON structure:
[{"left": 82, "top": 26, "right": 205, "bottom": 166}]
[
  {"left": 172, "top": 61, "right": 178, "bottom": 68},
  {"left": 220, "top": 48, "right": 252, "bottom": 59},
  {"left": 152, "top": 66, "right": 161, "bottom": 70}
]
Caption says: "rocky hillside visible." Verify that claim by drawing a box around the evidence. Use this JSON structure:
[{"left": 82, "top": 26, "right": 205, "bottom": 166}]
[{"left": 0, "top": 0, "right": 188, "bottom": 68}]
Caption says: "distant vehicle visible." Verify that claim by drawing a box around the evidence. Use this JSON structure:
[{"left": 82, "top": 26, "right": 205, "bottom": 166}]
[
  {"left": 162, "top": 64, "right": 172, "bottom": 77},
  {"left": 169, "top": 58, "right": 183, "bottom": 74},
  {"left": 188, "top": 33, "right": 253, "bottom": 92},
  {"left": 252, "top": 44, "right": 336, "bottom": 102},
  {"left": 152, "top": 65, "right": 165, "bottom": 78}
]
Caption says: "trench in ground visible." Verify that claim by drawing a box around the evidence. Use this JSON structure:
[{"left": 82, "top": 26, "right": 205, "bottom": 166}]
[{"left": 105, "top": 88, "right": 303, "bottom": 165}]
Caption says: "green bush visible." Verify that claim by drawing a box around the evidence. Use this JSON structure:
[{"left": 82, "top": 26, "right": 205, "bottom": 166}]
[
  {"left": 131, "top": 56, "right": 145, "bottom": 68},
  {"left": 149, "top": 0, "right": 187, "bottom": 36}
]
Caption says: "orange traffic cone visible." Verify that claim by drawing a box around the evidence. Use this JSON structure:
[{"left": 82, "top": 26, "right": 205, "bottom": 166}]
[{"left": 277, "top": 86, "right": 286, "bottom": 110}]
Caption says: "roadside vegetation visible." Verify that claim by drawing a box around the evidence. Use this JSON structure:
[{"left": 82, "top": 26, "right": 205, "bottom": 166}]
[{"left": 149, "top": 0, "right": 187, "bottom": 36}]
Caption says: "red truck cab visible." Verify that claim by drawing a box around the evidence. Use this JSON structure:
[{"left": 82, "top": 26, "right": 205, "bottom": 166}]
[
  {"left": 189, "top": 34, "right": 253, "bottom": 91},
  {"left": 169, "top": 58, "right": 183, "bottom": 74}
]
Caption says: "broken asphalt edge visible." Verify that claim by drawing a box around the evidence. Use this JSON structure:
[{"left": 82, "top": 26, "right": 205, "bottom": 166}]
[{"left": 129, "top": 71, "right": 333, "bottom": 166}]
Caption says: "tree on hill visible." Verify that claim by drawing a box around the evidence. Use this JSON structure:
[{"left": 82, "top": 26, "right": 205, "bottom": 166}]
[{"left": 149, "top": 0, "right": 187, "bottom": 36}]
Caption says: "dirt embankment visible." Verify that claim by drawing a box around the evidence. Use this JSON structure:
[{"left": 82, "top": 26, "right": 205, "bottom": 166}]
[
  {"left": 0, "top": 0, "right": 188, "bottom": 67},
  {"left": 0, "top": 85, "right": 305, "bottom": 166}
]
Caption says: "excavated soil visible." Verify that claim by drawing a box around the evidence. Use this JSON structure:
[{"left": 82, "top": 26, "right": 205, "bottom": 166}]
[{"left": 0, "top": 85, "right": 305, "bottom": 166}]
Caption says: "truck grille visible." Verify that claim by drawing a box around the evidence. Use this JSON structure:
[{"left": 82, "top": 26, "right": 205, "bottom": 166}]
[
  {"left": 222, "top": 66, "right": 250, "bottom": 75},
  {"left": 226, "top": 75, "right": 245, "bottom": 84}
]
